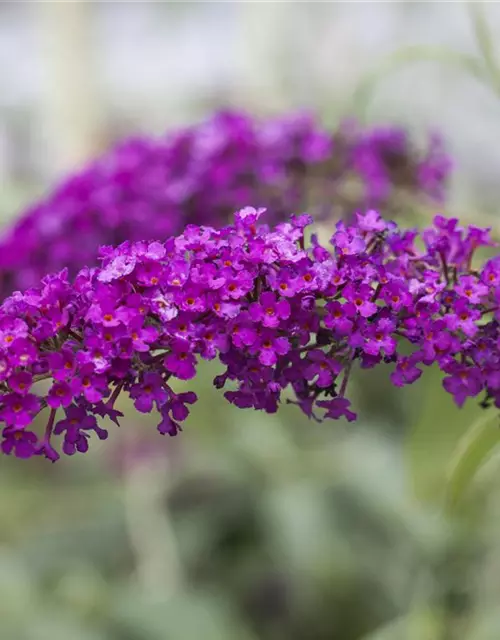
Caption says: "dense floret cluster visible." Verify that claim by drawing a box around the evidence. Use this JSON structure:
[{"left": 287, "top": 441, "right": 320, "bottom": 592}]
[
  {"left": 0, "top": 207, "right": 498, "bottom": 461},
  {"left": 0, "top": 111, "right": 450, "bottom": 296}
]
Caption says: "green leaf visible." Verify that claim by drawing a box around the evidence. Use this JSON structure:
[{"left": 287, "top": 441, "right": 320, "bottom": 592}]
[
  {"left": 406, "top": 366, "right": 485, "bottom": 504},
  {"left": 110, "top": 587, "right": 257, "bottom": 640},
  {"left": 445, "top": 411, "right": 500, "bottom": 512},
  {"left": 362, "top": 606, "right": 445, "bottom": 640}
]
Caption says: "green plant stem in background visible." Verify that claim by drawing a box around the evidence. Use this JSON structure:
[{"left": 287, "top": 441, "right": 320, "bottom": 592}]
[
  {"left": 468, "top": 1, "right": 500, "bottom": 98},
  {"left": 353, "top": 2, "right": 500, "bottom": 120},
  {"left": 352, "top": 46, "right": 488, "bottom": 120},
  {"left": 123, "top": 435, "right": 183, "bottom": 600}
]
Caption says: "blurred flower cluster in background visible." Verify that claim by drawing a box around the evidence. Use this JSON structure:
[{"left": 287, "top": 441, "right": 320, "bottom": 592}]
[
  {"left": 0, "top": 110, "right": 449, "bottom": 295},
  {"left": 2, "top": 2, "right": 500, "bottom": 639}
]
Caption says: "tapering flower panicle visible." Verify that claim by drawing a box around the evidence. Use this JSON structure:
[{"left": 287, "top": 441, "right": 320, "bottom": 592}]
[
  {"left": 0, "top": 111, "right": 450, "bottom": 296},
  {"left": 0, "top": 206, "right": 498, "bottom": 461}
]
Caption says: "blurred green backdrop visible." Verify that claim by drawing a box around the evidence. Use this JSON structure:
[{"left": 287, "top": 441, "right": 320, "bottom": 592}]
[{"left": 2, "top": 2, "right": 500, "bottom": 640}]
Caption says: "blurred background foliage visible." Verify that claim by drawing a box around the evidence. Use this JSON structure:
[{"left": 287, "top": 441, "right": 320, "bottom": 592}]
[{"left": 2, "top": 2, "right": 500, "bottom": 639}]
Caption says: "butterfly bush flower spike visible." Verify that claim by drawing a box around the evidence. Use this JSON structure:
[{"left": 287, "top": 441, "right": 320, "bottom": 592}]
[{"left": 2, "top": 206, "right": 497, "bottom": 461}]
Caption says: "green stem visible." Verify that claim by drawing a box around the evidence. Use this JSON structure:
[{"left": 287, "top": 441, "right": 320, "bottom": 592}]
[
  {"left": 352, "top": 46, "right": 490, "bottom": 121},
  {"left": 468, "top": 1, "right": 500, "bottom": 96}
]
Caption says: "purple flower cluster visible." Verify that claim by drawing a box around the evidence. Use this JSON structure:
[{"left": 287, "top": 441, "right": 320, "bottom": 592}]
[
  {"left": 0, "top": 111, "right": 450, "bottom": 296},
  {"left": 0, "top": 206, "right": 498, "bottom": 462}
]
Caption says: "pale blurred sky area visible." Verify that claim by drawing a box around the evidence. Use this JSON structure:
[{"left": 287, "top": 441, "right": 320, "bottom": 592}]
[{"left": 1, "top": 1, "right": 500, "bottom": 211}]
